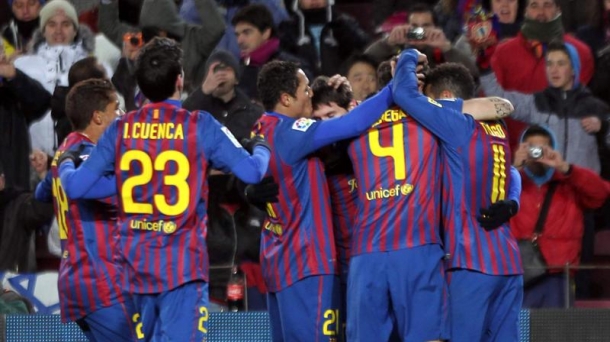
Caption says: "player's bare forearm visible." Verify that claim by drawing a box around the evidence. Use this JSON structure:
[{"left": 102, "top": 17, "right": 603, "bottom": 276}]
[{"left": 463, "top": 97, "right": 514, "bottom": 121}]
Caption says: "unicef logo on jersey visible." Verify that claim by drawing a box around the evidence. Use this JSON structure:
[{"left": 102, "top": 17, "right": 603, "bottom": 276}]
[
  {"left": 365, "top": 183, "right": 414, "bottom": 201},
  {"left": 130, "top": 219, "right": 177, "bottom": 234}
]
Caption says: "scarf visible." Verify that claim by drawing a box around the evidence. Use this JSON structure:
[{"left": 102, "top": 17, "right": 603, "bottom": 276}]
[
  {"left": 243, "top": 38, "right": 280, "bottom": 67},
  {"left": 521, "top": 15, "right": 564, "bottom": 43}
]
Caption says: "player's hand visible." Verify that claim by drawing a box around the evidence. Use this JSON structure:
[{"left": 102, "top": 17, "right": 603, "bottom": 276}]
[
  {"left": 240, "top": 176, "right": 279, "bottom": 211},
  {"left": 327, "top": 74, "right": 352, "bottom": 92},
  {"left": 477, "top": 199, "right": 518, "bottom": 231},
  {"left": 57, "top": 150, "right": 83, "bottom": 168},
  {"left": 241, "top": 136, "right": 271, "bottom": 154}
]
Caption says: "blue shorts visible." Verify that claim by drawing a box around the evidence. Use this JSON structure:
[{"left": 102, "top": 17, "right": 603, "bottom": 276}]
[
  {"left": 347, "top": 245, "right": 449, "bottom": 342},
  {"left": 79, "top": 299, "right": 140, "bottom": 342},
  {"left": 133, "top": 281, "right": 209, "bottom": 342},
  {"left": 448, "top": 269, "right": 523, "bottom": 342},
  {"left": 267, "top": 275, "right": 341, "bottom": 342}
]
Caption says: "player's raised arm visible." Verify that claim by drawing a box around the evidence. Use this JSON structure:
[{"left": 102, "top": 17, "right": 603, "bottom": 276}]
[
  {"left": 392, "top": 49, "right": 479, "bottom": 147},
  {"left": 306, "top": 85, "right": 394, "bottom": 152},
  {"left": 200, "top": 112, "right": 270, "bottom": 184},
  {"left": 462, "top": 97, "right": 514, "bottom": 121},
  {"left": 58, "top": 121, "right": 119, "bottom": 199}
]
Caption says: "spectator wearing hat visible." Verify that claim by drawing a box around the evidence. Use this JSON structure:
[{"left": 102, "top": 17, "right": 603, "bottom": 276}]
[
  {"left": 183, "top": 49, "right": 268, "bottom": 311},
  {"left": 1, "top": 0, "right": 45, "bottom": 56},
  {"left": 13, "top": 0, "right": 97, "bottom": 157}
]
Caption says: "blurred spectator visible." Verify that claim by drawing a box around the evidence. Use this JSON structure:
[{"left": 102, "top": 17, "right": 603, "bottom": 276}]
[
  {"left": 184, "top": 49, "right": 264, "bottom": 141},
  {"left": 278, "top": 0, "right": 371, "bottom": 76},
  {"left": 575, "top": 0, "right": 610, "bottom": 56},
  {"left": 232, "top": 4, "right": 312, "bottom": 102},
  {"left": 488, "top": 0, "right": 594, "bottom": 153},
  {"left": 14, "top": 0, "right": 96, "bottom": 157},
  {"left": 341, "top": 54, "right": 377, "bottom": 102},
  {"left": 376, "top": 59, "right": 393, "bottom": 89},
  {"left": 99, "top": 0, "right": 225, "bottom": 91},
  {"left": 455, "top": 0, "right": 526, "bottom": 63},
  {"left": 0, "top": 44, "right": 50, "bottom": 191},
  {"left": 109, "top": 31, "right": 142, "bottom": 112},
  {"left": 365, "top": 3, "right": 478, "bottom": 78},
  {"left": 434, "top": 0, "right": 473, "bottom": 43},
  {"left": 1, "top": 0, "right": 44, "bottom": 56},
  {"left": 480, "top": 41, "right": 610, "bottom": 174},
  {"left": 557, "top": 0, "right": 598, "bottom": 33},
  {"left": 510, "top": 125, "right": 610, "bottom": 308},
  {"left": 180, "top": 0, "right": 289, "bottom": 61},
  {"left": 183, "top": 49, "right": 266, "bottom": 311}
]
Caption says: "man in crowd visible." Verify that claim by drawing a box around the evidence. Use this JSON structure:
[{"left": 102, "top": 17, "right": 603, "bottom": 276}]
[{"left": 511, "top": 125, "right": 610, "bottom": 308}]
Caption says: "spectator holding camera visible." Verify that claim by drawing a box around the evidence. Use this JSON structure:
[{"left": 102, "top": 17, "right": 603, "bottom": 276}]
[
  {"left": 511, "top": 125, "right": 610, "bottom": 308},
  {"left": 480, "top": 40, "right": 610, "bottom": 174},
  {"left": 364, "top": 3, "right": 478, "bottom": 78}
]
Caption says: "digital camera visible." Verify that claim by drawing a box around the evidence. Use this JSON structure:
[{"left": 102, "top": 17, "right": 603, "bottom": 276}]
[
  {"left": 407, "top": 27, "right": 425, "bottom": 40},
  {"left": 528, "top": 146, "right": 543, "bottom": 159}
]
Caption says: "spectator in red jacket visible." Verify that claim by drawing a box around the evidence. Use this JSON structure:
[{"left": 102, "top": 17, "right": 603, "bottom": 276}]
[
  {"left": 510, "top": 125, "right": 610, "bottom": 308},
  {"left": 488, "top": 0, "right": 594, "bottom": 152}
]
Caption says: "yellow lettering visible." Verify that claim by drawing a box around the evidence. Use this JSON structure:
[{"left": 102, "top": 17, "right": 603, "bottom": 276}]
[
  {"left": 132, "top": 123, "right": 140, "bottom": 138},
  {"left": 124, "top": 123, "right": 130, "bottom": 139},
  {"left": 365, "top": 183, "right": 415, "bottom": 201},
  {"left": 150, "top": 123, "right": 158, "bottom": 139},
  {"left": 174, "top": 124, "right": 184, "bottom": 140},
  {"left": 480, "top": 122, "right": 506, "bottom": 138}
]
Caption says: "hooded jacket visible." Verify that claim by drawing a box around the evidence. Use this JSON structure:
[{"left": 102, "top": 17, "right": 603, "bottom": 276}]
[
  {"left": 13, "top": 25, "right": 95, "bottom": 155},
  {"left": 510, "top": 125, "right": 610, "bottom": 273},
  {"left": 481, "top": 43, "right": 610, "bottom": 174}
]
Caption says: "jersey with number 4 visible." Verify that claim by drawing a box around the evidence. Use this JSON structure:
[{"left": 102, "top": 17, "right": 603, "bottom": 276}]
[
  {"left": 45, "top": 133, "right": 125, "bottom": 322},
  {"left": 347, "top": 105, "right": 443, "bottom": 256},
  {"left": 90, "top": 101, "right": 251, "bottom": 294}
]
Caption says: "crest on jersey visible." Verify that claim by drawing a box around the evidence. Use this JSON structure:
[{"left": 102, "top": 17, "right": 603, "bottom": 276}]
[
  {"left": 221, "top": 126, "right": 242, "bottom": 148},
  {"left": 427, "top": 97, "right": 442, "bottom": 107},
  {"left": 292, "top": 118, "right": 315, "bottom": 132}
]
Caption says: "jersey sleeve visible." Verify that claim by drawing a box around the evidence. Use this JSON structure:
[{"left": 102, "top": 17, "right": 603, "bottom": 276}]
[
  {"left": 508, "top": 166, "right": 522, "bottom": 208},
  {"left": 35, "top": 172, "right": 53, "bottom": 202},
  {"left": 59, "top": 121, "right": 119, "bottom": 199},
  {"left": 392, "top": 49, "right": 475, "bottom": 147},
  {"left": 200, "top": 112, "right": 268, "bottom": 183}
]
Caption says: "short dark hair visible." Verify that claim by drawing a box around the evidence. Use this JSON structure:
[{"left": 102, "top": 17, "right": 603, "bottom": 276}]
[
  {"left": 424, "top": 63, "right": 475, "bottom": 100},
  {"left": 68, "top": 57, "right": 106, "bottom": 88},
  {"left": 66, "top": 79, "right": 116, "bottom": 131},
  {"left": 377, "top": 60, "right": 393, "bottom": 89},
  {"left": 546, "top": 39, "right": 570, "bottom": 59},
  {"left": 311, "top": 76, "right": 353, "bottom": 110},
  {"left": 257, "top": 60, "right": 300, "bottom": 112},
  {"left": 231, "top": 4, "right": 275, "bottom": 37},
  {"left": 522, "top": 125, "right": 553, "bottom": 143},
  {"left": 341, "top": 54, "right": 379, "bottom": 79},
  {"left": 135, "top": 37, "right": 183, "bottom": 102},
  {"left": 408, "top": 3, "right": 437, "bottom": 26}
]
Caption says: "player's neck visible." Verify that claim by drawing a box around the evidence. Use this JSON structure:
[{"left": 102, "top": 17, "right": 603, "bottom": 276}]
[
  {"left": 272, "top": 106, "right": 299, "bottom": 118},
  {"left": 78, "top": 129, "right": 99, "bottom": 143}
]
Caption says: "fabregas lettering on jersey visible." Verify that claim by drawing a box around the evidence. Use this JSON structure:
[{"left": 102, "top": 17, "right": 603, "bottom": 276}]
[
  {"left": 365, "top": 183, "right": 414, "bottom": 201},
  {"left": 123, "top": 122, "right": 185, "bottom": 140},
  {"left": 371, "top": 108, "right": 408, "bottom": 128},
  {"left": 129, "top": 219, "right": 177, "bottom": 234},
  {"left": 479, "top": 122, "right": 506, "bottom": 138}
]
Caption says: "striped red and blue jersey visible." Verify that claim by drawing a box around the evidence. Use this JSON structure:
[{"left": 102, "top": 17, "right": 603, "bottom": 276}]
[
  {"left": 40, "top": 133, "right": 125, "bottom": 322},
  {"left": 319, "top": 142, "right": 358, "bottom": 282},
  {"left": 406, "top": 98, "right": 522, "bottom": 275},
  {"left": 84, "top": 100, "right": 252, "bottom": 294},
  {"left": 253, "top": 113, "right": 337, "bottom": 292},
  {"left": 347, "top": 105, "right": 443, "bottom": 256},
  {"left": 327, "top": 173, "right": 358, "bottom": 281}
]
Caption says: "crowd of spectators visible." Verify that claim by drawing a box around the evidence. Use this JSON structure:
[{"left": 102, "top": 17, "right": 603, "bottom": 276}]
[{"left": 1, "top": 0, "right": 609, "bottom": 311}]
